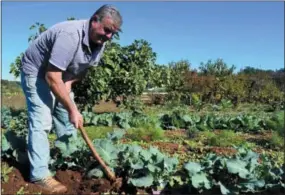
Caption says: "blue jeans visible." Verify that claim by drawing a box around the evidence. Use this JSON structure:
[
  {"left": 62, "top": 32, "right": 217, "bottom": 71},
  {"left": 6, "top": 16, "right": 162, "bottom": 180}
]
[{"left": 20, "top": 71, "right": 77, "bottom": 182}]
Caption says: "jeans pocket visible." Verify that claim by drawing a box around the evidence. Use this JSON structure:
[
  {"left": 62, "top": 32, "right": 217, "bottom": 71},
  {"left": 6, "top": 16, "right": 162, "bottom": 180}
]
[
  {"left": 21, "top": 72, "right": 37, "bottom": 90},
  {"left": 25, "top": 76, "right": 37, "bottom": 89}
]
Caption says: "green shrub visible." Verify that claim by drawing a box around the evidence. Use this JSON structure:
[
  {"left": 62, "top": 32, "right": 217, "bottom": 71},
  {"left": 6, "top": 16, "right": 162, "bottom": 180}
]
[
  {"left": 207, "top": 130, "right": 245, "bottom": 147},
  {"left": 266, "top": 111, "right": 284, "bottom": 136},
  {"left": 270, "top": 131, "right": 284, "bottom": 149},
  {"left": 126, "top": 125, "right": 165, "bottom": 142}
]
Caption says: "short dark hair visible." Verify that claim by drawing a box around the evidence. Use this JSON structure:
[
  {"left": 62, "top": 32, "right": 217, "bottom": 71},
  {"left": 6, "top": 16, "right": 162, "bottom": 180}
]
[{"left": 92, "top": 4, "right": 123, "bottom": 31}]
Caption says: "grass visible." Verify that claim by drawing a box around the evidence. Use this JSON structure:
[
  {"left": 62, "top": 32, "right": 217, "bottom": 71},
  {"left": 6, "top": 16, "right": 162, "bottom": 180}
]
[
  {"left": 207, "top": 130, "right": 246, "bottom": 147},
  {"left": 125, "top": 126, "right": 165, "bottom": 142},
  {"left": 80, "top": 126, "right": 115, "bottom": 140},
  {"left": 48, "top": 126, "right": 115, "bottom": 143},
  {"left": 270, "top": 131, "right": 284, "bottom": 149}
]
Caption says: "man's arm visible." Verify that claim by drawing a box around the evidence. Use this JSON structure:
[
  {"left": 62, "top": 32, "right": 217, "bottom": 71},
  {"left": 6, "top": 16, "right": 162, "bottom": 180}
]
[{"left": 45, "top": 63, "right": 78, "bottom": 114}]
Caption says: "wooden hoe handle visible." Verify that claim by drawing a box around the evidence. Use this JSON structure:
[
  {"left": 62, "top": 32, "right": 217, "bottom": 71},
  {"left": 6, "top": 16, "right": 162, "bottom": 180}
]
[{"left": 78, "top": 124, "right": 117, "bottom": 182}]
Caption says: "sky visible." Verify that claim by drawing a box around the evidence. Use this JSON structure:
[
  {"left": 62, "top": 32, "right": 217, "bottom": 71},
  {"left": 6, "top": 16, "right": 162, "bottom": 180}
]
[{"left": 2, "top": 1, "right": 284, "bottom": 81}]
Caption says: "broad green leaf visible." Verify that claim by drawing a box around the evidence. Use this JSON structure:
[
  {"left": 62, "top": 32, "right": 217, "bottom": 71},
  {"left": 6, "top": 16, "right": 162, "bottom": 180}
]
[
  {"left": 140, "top": 150, "right": 152, "bottom": 161},
  {"left": 218, "top": 181, "right": 230, "bottom": 195},
  {"left": 129, "top": 174, "right": 154, "bottom": 187},
  {"left": 1, "top": 133, "right": 11, "bottom": 152},
  {"left": 147, "top": 164, "right": 161, "bottom": 172},
  {"left": 184, "top": 162, "right": 202, "bottom": 176},
  {"left": 93, "top": 139, "right": 118, "bottom": 167},
  {"left": 239, "top": 179, "right": 265, "bottom": 192},
  {"left": 107, "top": 128, "right": 125, "bottom": 141},
  {"left": 164, "top": 157, "right": 179, "bottom": 172},
  {"left": 130, "top": 159, "right": 144, "bottom": 169},
  {"left": 226, "top": 159, "right": 250, "bottom": 179},
  {"left": 54, "top": 134, "right": 84, "bottom": 157},
  {"left": 87, "top": 168, "right": 104, "bottom": 179},
  {"left": 191, "top": 173, "right": 211, "bottom": 189},
  {"left": 182, "top": 115, "right": 192, "bottom": 123}
]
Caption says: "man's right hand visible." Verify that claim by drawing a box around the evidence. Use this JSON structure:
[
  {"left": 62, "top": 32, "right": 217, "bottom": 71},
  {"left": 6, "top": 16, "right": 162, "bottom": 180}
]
[{"left": 69, "top": 109, "right": 83, "bottom": 129}]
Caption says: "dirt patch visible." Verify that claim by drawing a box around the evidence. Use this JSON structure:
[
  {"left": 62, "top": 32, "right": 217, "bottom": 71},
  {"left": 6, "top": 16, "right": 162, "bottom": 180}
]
[
  {"left": 164, "top": 130, "right": 188, "bottom": 139},
  {"left": 151, "top": 142, "right": 188, "bottom": 155},
  {"left": 93, "top": 100, "right": 120, "bottom": 113},
  {"left": 1, "top": 161, "right": 45, "bottom": 195},
  {"left": 1, "top": 158, "right": 105, "bottom": 195},
  {"left": 209, "top": 146, "right": 237, "bottom": 156},
  {"left": 243, "top": 131, "right": 272, "bottom": 140},
  {"left": 55, "top": 170, "right": 83, "bottom": 194},
  {"left": 1, "top": 158, "right": 149, "bottom": 195},
  {"left": 2, "top": 95, "right": 26, "bottom": 110}
]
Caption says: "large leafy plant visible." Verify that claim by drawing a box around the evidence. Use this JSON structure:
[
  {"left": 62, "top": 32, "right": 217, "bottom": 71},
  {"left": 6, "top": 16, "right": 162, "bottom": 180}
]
[
  {"left": 182, "top": 147, "right": 285, "bottom": 194},
  {"left": 73, "top": 39, "right": 157, "bottom": 111},
  {"left": 49, "top": 128, "right": 179, "bottom": 191}
]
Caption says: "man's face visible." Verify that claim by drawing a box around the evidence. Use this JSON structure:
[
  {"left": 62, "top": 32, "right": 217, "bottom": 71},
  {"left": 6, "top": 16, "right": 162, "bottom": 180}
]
[{"left": 89, "top": 16, "right": 119, "bottom": 45}]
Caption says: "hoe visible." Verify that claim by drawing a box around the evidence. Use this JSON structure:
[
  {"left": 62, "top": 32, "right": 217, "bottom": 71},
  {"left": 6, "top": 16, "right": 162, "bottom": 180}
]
[{"left": 78, "top": 124, "right": 123, "bottom": 191}]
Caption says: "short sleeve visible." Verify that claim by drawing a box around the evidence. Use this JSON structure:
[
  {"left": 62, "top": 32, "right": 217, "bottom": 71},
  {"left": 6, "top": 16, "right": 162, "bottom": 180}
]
[{"left": 49, "top": 31, "right": 79, "bottom": 71}]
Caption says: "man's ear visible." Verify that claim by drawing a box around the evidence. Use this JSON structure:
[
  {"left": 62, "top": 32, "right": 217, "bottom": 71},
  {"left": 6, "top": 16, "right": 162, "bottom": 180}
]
[{"left": 92, "top": 15, "right": 99, "bottom": 22}]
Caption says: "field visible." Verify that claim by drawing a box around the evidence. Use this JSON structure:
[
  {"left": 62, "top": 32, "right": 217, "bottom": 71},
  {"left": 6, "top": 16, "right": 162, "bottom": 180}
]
[
  {"left": 1, "top": 89, "right": 284, "bottom": 195},
  {"left": 2, "top": 12, "right": 284, "bottom": 194}
]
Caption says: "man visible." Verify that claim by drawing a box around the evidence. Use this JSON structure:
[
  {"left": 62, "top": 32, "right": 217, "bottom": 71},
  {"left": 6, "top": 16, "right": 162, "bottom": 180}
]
[{"left": 19, "top": 4, "right": 122, "bottom": 193}]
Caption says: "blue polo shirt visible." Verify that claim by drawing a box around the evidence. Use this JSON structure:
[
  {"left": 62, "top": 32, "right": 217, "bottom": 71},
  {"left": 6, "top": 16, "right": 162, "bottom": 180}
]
[{"left": 20, "top": 19, "right": 106, "bottom": 81}]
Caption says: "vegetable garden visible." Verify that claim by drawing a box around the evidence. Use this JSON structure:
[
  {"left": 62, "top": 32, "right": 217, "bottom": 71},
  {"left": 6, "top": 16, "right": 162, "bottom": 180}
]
[
  {"left": 2, "top": 19, "right": 285, "bottom": 194},
  {"left": 1, "top": 103, "right": 284, "bottom": 195}
]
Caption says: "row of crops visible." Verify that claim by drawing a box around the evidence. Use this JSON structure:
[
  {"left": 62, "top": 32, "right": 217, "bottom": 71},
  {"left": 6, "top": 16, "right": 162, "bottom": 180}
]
[
  {"left": 2, "top": 106, "right": 283, "bottom": 134},
  {"left": 1, "top": 106, "right": 284, "bottom": 194}
]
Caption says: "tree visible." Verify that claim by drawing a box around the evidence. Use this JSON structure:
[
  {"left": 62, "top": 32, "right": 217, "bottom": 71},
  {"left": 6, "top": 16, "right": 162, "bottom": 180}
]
[
  {"left": 73, "top": 39, "right": 157, "bottom": 111},
  {"left": 198, "top": 58, "right": 236, "bottom": 77},
  {"left": 147, "top": 64, "right": 170, "bottom": 89}
]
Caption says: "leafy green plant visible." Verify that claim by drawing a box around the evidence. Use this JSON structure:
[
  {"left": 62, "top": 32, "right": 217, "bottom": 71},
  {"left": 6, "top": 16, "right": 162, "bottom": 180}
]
[
  {"left": 48, "top": 129, "right": 179, "bottom": 191},
  {"left": 269, "top": 131, "right": 284, "bottom": 149},
  {"left": 207, "top": 130, "right": 245, "bottom": 147},
  {"left": 16, "top": 186, "right": 28, "bottom": 195},
  {"left": 1, "top": 130, "right": 29, "bottom": 165},
  {"left": 1, "top": 162, "right": 13, "bottom": 183},
  {"left": 74, "top": 39, "right": 158, "bottom": 111},
  {"left": 266, "top": 111, "right": 284, "bottom": 136},
  {"left": 182, "top": 146, "right": 285, "bottom": 194},
  {"left": 197, "top": 131, "right": 216, "bottom": 143},
  {"left": 126, "top": 126, "right": 165, "bottom": 142}
]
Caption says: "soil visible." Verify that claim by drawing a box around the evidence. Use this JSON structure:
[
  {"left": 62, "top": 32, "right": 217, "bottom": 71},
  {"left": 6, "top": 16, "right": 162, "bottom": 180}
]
[
  {"left": 164, "top": 130, "right": 188, "bottom": 139},
  {"left": 151, "top": 142, "right": 188, "bottom": 155},
  {"left": 1, "top": 157, "right": 147, "bottom": 195},
  {"left": 93, "top": 100, "right": 120, "bottom": 113},
  {"left": 2, "top": 94, "right": 27, "bottom": 110}
]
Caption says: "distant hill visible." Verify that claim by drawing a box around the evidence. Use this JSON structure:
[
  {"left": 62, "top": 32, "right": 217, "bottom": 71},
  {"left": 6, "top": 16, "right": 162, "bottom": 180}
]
[{"left": 1, "top": 79, "right": 23, "bottom": 95}]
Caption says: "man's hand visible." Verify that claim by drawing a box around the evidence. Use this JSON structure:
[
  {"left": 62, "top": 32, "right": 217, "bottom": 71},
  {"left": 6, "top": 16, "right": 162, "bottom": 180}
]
[
  {"left": 64, "top": 79, "right": 83, "bottom": 128},
  {"left": 45, "top": 63, "right": 83, "bottom": 128},
  {"left": 69, "top": 109, "right": 83, "bottom": 129}
]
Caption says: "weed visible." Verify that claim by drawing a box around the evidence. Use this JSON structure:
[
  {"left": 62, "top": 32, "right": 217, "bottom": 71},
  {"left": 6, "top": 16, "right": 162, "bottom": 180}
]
[
  {"left": 1, "top": 162, "right": 13, "bottom": 183},
  {"left": 207, "top": 130, "right": 245, "bottom": 147}
]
